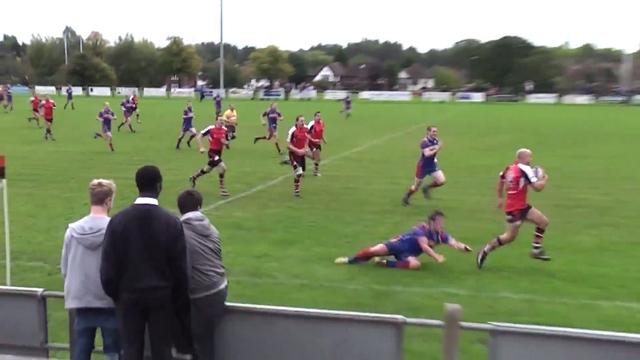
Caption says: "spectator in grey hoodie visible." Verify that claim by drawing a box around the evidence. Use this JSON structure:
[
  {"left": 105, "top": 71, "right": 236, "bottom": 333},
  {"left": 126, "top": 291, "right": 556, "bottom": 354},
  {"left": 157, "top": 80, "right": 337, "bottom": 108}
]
[
  {"left": 177, "top": 189, "right": 228, "bottom": 360},
  {"left": 61, "top": 179, "right": 120, "bottom": 360}
]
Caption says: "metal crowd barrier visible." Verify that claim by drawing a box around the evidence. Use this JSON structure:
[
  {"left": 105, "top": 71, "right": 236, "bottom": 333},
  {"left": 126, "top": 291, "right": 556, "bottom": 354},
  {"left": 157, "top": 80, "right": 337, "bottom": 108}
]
[{"left": 0, "top": 286, "right": 639, "bottom": 360}]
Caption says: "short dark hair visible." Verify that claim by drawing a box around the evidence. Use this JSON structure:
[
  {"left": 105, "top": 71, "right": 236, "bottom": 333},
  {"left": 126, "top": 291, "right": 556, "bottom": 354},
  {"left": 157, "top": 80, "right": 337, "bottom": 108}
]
[
  {"left": 135, "top": 165, "right": 163, "bottom": 194},
  {"left": 428, "top": 210, "right": 445, "bottom": 222},
  {"left": 427, "top": 125, "right": 437, "bottom": 132},
  {"left": 177, "top": 189, "right": 203, "bottom": 215}
]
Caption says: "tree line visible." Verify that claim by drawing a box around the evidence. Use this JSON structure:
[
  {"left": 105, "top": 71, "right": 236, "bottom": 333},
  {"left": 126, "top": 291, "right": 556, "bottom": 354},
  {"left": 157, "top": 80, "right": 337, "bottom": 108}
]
[{"left": 0, "top": 26, "right": 633, "bottom": 94}]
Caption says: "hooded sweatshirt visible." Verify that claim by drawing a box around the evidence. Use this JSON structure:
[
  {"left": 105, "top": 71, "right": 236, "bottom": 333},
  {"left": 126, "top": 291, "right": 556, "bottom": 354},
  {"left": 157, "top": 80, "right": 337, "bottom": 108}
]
[
  {"left": 61, "top": 214, "right": 114, "bottom": 309},
  {"left": 180, "top": 211, "right": 227, "bottom": 299}
]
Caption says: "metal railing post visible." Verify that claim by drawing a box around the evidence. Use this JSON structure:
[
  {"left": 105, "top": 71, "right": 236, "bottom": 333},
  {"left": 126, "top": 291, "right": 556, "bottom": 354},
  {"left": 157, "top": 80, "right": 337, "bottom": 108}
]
[{"left": 443, "top": 303, "right": 462, "bottom": 360}]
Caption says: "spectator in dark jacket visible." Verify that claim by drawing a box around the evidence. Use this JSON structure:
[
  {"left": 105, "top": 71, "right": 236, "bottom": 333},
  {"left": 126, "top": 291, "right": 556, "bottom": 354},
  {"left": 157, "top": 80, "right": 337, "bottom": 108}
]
[
  {"left": 178, "top": 189, "right": 228, "bottom": 360},
  {"left": 100, "top": 165, "right": 190, "bottom": 360},
  {"left": 61, "top": 179, "right": 120, "bottom": 360}
]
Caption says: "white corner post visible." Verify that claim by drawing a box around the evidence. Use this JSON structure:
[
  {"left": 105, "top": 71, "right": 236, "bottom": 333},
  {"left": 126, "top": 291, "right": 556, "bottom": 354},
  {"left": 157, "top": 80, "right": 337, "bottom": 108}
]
[
  {"left": 0, "top": 155, "right": 9, "bottom": 285},
  {"left": 443, "top": 303, "right": 462, "bottom": 360}
]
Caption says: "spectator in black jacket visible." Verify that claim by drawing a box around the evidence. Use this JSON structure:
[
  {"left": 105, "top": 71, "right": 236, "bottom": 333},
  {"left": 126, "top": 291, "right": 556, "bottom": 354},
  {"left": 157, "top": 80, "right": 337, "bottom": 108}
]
[{"left": 100, "top": 165, "right": 190, "bottom": 360}]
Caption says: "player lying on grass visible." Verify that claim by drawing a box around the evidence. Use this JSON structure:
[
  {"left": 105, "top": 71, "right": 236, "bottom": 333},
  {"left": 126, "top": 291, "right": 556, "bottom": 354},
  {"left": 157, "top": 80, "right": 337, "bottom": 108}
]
[{"left": 335, "top": 210, "right": 472, "bottom": 270}]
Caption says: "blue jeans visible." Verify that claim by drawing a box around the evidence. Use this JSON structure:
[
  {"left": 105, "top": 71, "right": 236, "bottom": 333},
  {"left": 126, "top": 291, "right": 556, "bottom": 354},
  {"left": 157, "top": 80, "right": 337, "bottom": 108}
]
[{"left": 73, "top": 308, "right": 121, "bottom": 360}]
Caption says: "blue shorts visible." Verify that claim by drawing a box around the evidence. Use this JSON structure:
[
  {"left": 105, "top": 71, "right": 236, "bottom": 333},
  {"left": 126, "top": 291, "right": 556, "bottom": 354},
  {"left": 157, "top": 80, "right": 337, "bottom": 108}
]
[
  {"left": 268, "top": 121, "right": 278, "bottom": 135},
  {"left": 415, "top": 162, "right": 438, "bottom": 180},
  {"left": 103, "top": 123, "right": 112, "bottom": 133},
  {"left": 384, "top": 238, "right": 420, "bottom": 261},
  {"left": 6, "top": 95, "right": 12, "bottom": 102},
  {"left": 182, "top": 121, "right": 193, "bottom": 132}
]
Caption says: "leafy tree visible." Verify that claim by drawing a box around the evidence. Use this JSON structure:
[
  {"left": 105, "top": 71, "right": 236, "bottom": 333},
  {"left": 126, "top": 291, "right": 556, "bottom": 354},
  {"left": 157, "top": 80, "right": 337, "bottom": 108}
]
[
  {"left": 304, "top": 50, "right": 332, "bottom": 70},
  {"left": 27, "top": 36, "right": 65, "bottom": 84},
  {"left": 67, "top": 53, "right": 117, "bottom": 86},
  {"left": 288, "top": 52, "right": 308, "bottom": 84},
  {"left": 0, "top": 35, "right": 28, "bottom": 83},
  {"left": 333, "top": 47, "right": 348, "bottom": 65},
  {"left": 248, "top": 46, "right": 293, "bottom": 81},
  {"left": 107, "top": 36, "right": 161, "bottom": 86},
  {"left": 84, "top": 31, "right": 109, "bottom": 59},
  {"left": 202, "top": 60, "right": 245, "bottom": 88},
  {"left": 401, "top": 47, "right": 420, "bottom": 69},
  {"left": 383, "top": 61, "right": 399, "bottom": 89},
  {"left": 433, "top": 66, "right": 463, "bottom": 89},
  {"left": 509, "top": 47, "right": 562, "bottom": 92},
  {"left": 159, "top": 37, "right": 203, "bottom": 79},
  {"left": 477, "top": 36, "right": 534, "bottom": 87}
]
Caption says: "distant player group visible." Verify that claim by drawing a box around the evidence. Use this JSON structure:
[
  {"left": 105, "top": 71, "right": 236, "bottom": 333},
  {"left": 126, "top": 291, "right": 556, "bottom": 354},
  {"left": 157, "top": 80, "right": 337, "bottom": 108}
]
[
  {"left": 183, "top": 97, "right": 327, "bottom": 198},
  {"left": 12, "top": 88, "right": 549, "bottom": 271},
  {"left": 21, "top": 85, "right": 140, "bottom": 148}
]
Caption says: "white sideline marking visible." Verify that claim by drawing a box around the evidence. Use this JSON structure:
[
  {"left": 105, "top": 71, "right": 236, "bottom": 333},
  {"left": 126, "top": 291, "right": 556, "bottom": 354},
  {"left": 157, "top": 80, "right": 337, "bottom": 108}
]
[
  {"left": 0, "top": 260, "right": 51, "bottom": 268},
  {"left": 201, "top": 122, "right": 426, "bottom": 212},
  {"left": 231, "top": 276, "right": 640, "bottom": 310},
  {"left": 6, "top": 260, "right": 638, "bottom": 310}
]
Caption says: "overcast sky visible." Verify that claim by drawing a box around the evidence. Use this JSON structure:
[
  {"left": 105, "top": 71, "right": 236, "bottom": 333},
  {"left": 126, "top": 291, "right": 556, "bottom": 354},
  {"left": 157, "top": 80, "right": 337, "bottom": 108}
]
[{"left": 4, "top": 0, "right": 640, "bottom": 52}]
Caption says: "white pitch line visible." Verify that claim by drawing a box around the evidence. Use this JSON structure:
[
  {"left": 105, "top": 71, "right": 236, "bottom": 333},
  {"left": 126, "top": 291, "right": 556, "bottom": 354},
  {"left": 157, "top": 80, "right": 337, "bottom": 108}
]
[
  {"left": 0, "top": 260, "right": 52, "bottom": 268},
  {"left": 201, "top": 122, "right": 427, "bottom": 212},
  {"left": 6, "top": 259, "right": 638, "bottom": 310},
  {"left": 231, "top": 275, "right": 640, "bottom": 310}
]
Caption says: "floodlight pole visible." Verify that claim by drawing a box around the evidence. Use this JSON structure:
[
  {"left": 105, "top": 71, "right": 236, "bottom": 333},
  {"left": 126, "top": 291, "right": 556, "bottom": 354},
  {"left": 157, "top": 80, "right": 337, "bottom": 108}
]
[
  {"left": 64, "top": 32, "right": 69, "bottom": 65},
  {"left": 80, "top": 37, "right": 83, "bottom": 54},
  {"left": 219, "top": 0, "right": 224, "bottom": 93}
]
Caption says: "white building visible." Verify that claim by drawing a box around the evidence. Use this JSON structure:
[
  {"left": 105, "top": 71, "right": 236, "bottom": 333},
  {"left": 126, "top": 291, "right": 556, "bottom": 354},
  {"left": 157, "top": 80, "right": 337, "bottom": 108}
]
[
  {"left": 312, "top": 62, "right": 346, "bottom": 83},
  {"left": 398, "top": 64, "right": 435, "bottom": 91}
]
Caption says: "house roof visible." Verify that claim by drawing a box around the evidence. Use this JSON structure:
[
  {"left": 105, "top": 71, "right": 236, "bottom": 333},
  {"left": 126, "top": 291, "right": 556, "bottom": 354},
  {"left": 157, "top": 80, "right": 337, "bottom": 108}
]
[
  {"left": 313, "top": 62, "right": 347, "bottom": 78},
  {"left": 327, "top": 62, "right": 346, "bottom": 77},
  {"left": 400, "top": 64, "right": 433, "bottom": 79}
]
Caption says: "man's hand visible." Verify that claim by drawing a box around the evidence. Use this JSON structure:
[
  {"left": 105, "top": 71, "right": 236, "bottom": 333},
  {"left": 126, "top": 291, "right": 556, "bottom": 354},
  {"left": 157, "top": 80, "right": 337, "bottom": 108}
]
[
  {"left": 497, "top": 198, "right": 504, "bottom": 209},
  {"left": 433, "top": 253, "right": 446, "bottom": 263}
]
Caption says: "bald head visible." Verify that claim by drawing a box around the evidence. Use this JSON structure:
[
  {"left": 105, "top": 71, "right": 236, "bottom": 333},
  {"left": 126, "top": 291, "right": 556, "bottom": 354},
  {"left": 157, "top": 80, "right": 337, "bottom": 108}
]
[{"left": 516, "top": 148, "right": 533, "bottom": 164}]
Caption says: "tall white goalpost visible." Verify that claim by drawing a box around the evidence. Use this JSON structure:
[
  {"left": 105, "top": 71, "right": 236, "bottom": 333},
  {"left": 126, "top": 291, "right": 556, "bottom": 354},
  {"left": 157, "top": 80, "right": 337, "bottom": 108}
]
[{"left": 0, "top": 155, "right": 9, "bottom": 286}]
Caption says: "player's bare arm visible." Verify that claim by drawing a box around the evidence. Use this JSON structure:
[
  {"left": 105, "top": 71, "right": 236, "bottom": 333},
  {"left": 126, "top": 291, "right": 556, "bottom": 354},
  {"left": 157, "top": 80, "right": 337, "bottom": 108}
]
[
  {"left": 288, "top": 143, "right": 301, "bottom": 154},
  {"left": 447, "top": 238, "right": 472, "bottom": 252},
  {"left": 422, "top": 145, "right": 440, "bottom": 157},
  {"left": 196, "top": 134, "right": 205, "bottom": 153},
  {"left": 418, "top": 236, "right": 445, "bottom": 263},
  {"left": 530, "top": 172, "right": 548, "bottom": 192},
  {"left": 496, "top": 176, "right": 505, "bottom": 208}
]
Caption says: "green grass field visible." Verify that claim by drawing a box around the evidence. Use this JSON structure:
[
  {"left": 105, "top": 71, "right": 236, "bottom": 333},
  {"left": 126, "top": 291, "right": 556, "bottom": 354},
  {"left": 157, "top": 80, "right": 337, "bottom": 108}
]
[{"left": 0, "top": 95, "right": 639, "bottom": 359}]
